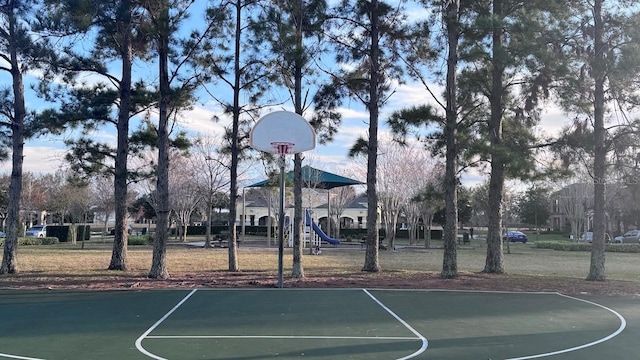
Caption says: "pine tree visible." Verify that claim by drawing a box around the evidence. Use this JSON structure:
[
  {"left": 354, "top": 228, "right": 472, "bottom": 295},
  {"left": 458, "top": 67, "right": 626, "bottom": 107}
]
[
  {"left": 40, "top": 0, "right": 157, "bottom": 271},
  {"left": 197, "top": 0, "right": 273, "bottom": 271},
  {"left": 0, "top": 0, "right": 57, "bottom": 273},
  {"left": 386, "top": 0, "right": 464, "bottom": 278},
  {"left": 329, "top": 0, "right": 411, "bottom": 272},
  {"left": 458, "top": 0, "right": 569, "bottom": 273},
  {"left": 257, "top": 0, "right": 338, "bottom": 278},
  {"left": 554, "top": 0, "right": 640, "bottom": 281}
]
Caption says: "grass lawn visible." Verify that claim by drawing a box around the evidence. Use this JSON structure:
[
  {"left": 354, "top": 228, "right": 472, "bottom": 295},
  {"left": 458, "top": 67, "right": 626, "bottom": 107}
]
[{"left": 0, "top": 235, "right": 638, "bottom": 296}]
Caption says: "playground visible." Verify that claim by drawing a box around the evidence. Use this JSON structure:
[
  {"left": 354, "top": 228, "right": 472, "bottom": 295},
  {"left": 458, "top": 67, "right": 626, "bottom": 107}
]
[{"left": 0, "top": 288, "right": 637, "bottom": 359}]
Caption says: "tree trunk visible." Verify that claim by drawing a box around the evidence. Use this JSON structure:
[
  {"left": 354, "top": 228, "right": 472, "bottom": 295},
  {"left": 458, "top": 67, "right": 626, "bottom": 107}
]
[
  {"left": 101, "top": 215, "right": 109, "bottom": 243},
  {"left": 1, "top": 10, "right": 25, "bottom": 274},
  {"left": 483, "top": 0, "right": 505, "bottom": 274},
  {"left": 149, "top": 2, "right": 171, "bottom": 279},
  {"left": 292, "top": 155, "right": 304, "bottom": 278},
  {"left": 291, "top": 0, "right": 305, "bottom": 278},
  {"left": 386, "top": 221, "right": 395, "bottom": 250},
  {"left": 108, "top": 0, "right": 133, "bottom": 271},
  {"left": 587, "top": 0, "right": 606, "bottom": 281},
  {"left": 425, "top": 218, "right": 432, "bottom": 249},
  {"left": 204, "top": 197, "right": 212, "bottom": 248},
  {"left": 227, "top": 0, "right": 243, "bottom": 272},
  {"left": 441, "top": 0, "right": 460, "bottom": 279},
  {"left": 363, "top": 0, "right": 380, "bottom": 273}
]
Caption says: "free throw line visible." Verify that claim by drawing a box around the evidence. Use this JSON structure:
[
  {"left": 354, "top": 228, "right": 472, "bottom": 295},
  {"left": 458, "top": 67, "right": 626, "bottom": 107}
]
[{"left": 146, "top": 335, "right": 418, "bottom": 340}]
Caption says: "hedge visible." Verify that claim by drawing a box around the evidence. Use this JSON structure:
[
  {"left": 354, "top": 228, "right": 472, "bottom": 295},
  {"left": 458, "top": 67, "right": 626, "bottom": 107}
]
[
  {"left": 128, "top": 235, "right": 151, "bottom": 245},
  {"left": 534, "top": 241, "right": 640, "bottom": 253},
  {"left": 0, "top": 237, "right": 59, "bottom": 247},
  {"left": 47, "top": 225, "right": 91, "bottom": 242}
]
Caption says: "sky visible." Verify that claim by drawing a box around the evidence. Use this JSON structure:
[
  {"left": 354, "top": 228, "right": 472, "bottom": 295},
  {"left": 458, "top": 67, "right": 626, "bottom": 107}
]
[
  {"left": 3, "top": 79, "right": 571, "bottom": 189},
  {"left": 0, "top": 1, "right": 575, "bottom": 190}
]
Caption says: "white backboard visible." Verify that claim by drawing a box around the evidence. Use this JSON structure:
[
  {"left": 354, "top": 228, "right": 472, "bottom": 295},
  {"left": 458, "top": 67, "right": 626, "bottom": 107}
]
[{"left": 249, "top": 111, "right": 316, "bottom": 154}]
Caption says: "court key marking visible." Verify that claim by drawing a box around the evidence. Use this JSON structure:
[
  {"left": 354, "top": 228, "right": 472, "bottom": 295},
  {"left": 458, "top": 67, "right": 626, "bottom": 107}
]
[{"left": 134, "top": 289, "right": 626, "bottom": 360}]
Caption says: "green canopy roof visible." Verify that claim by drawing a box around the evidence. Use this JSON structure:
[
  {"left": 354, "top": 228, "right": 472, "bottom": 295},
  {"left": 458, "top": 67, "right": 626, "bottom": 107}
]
[{"left": 247, "top": 165, "right": 364, "bottom": 189}]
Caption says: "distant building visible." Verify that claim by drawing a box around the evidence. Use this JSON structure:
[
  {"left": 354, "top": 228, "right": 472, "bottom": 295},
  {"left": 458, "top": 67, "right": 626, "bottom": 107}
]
[{"left": 236, "top": 190, "right": 373, "bottom": 236}]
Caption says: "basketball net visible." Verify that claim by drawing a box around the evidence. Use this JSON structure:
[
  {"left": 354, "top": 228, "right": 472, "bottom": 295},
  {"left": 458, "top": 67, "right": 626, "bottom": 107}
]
[
  {"left": 271, "top": 142, "right": 294, "bottom": 168},
  {"left": 270, "top": 142, "right": 295, "bottom": 155}
]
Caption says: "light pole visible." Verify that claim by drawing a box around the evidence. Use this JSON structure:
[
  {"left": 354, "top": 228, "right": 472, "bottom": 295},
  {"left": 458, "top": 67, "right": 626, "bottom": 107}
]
[
  {"left": 242, "top": 187, "right": 246, "bottom": 243},
  {"left": 205, "top": 157, "right": 215, "bottom": 248}
]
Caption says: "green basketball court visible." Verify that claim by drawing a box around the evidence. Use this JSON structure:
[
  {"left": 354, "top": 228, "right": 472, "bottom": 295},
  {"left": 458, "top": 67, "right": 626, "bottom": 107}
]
[{"left": 0, "top": 289, "right": 635, "bottom": 359}]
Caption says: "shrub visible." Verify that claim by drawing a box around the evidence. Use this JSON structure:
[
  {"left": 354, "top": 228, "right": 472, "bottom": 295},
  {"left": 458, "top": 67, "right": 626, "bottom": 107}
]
[
  {"left": 534, "top": 241, "right": 640, "bottom": 253},
  {"left": 606, "top": 244, "right": 640, "bottom": 253},
  {"left": 0, "top": 237, "right": 59, "bottom": 247},
  {"left": 128, "top": 235, "right": 151, "bottom": 246}
]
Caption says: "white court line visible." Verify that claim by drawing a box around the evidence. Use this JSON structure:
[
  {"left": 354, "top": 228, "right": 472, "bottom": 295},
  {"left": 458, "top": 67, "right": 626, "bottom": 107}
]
[
  {"left": 363, "top": 289, "right": 429, "bottom": 360},
  {"left": 0, "top": 353, "right": 45, "bottom": 360},
  {"left": 147, "top": 335, "right": 418, "bottom": 340},
  {"left": 135, "top": 288, "right": 427, "bottom": 359},
  {"left": 133, "top": 288, "right": 625, "bottom": 360},
  {"left": 134, "top": 289, "right": 198, "bottom": 360},
  {"left": 146, "top": 330, "right": 420, "bottom": 354},
  {"left": 505, "top": 292, "right": 627, "bottom": 360},
  {"left": 367, "top": 289, "right": 627, "bottom": 359}
]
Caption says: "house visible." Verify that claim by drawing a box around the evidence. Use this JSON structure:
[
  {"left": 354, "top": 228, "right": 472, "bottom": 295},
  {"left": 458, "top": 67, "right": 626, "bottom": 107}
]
[{"left": 235, "top": 189, "right": 374, "bottom": 238}]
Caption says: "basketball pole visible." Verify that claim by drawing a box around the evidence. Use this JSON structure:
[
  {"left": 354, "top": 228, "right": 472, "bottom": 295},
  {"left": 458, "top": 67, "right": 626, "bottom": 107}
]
[
  {"left": 249, "top": 111, "right": 317, "bottom": 288},
  {"left": 277, "top": 153, "right": 286, "bottom": 288}
]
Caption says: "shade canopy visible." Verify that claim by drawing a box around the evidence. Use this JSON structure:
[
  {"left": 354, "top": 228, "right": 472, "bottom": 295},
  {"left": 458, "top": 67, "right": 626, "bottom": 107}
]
[{"left": 247, "top": 165, "right": 364, "bottom": 189}]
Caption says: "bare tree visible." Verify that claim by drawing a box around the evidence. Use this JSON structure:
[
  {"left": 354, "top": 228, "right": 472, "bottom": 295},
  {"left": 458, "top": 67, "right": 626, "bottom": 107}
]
[
  {"left": 329, "top": 185, "right": 357, "bottom": 240},
  {"left": 415, "top": 184, "right": 443, "bottom": 249},
  {"left": 191, "top": 135, "right": 231, "bottom": 247},
  {"left": 42, "top": 171, "right": 70, "bottom": 226},
  {"left": 91, "top": 176, "right": 116, "bottom": 242},
  {"left": 377, "top": 140, "right": 439, "bottom": 250},
  {"left": 252, "top": 186, "right": 288, "bottom": 247},
  {"left": 557, "top": 181, "right": 593, "bottom": 243},
  {"left": 44, "top": 170, "right": 91, "bottom": 244},
  {"left": 403, "top": 155, "right": 443, "bottom": 247},
  {"left": 377, "top": 141, "right": 410, "bottom": 250},
  {"left": 167, "top": 154, "right": 201, "bottom": 242},
  {"left": 501, "top": 181, "right": 522, "bottom": 254},
  {"left": 20, "top": 174, "right": 49, "bottom": 230}
]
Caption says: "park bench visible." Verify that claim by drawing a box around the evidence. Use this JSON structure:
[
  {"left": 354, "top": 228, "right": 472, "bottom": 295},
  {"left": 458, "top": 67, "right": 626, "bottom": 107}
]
[
  {"left": 457, "top": 232, "right": 470, "bottom": 245},
  {"left": 212, "top": 230, "right": 240, "bottom": 248}
]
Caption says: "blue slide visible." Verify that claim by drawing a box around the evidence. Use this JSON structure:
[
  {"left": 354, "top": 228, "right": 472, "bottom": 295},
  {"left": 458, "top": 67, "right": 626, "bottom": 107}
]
[{"left": 306, "top": 210, "right": 340, "bottom": 246}]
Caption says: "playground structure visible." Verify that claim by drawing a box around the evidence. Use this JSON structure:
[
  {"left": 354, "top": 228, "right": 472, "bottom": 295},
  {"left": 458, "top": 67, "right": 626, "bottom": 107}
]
[{"left": 288, "top": 209, "right": 340, "bottom": 248}]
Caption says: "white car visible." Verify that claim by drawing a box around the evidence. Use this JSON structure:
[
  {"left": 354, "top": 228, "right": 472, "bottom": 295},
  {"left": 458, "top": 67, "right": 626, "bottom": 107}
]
[
  {"left": 25, "top": 225, "right": 47, "bottom": 237},
  {"left": 622, "top": 229, "right": 640, "bottom": 243},
  {"left": 578, "top": 232, "right": 593, "bottom": 242},
  {"left": 578, "top": 232, "right": 612, "bottom": 243}
]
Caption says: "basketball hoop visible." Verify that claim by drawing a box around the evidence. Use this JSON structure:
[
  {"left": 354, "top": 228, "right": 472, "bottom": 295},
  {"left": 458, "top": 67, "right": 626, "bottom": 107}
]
[
  {"left": 270, "top": 142, "right": 295, "bottom": 155},
  {"left": 249, "top": 111, "right": 316, "bottom": 289},
  {"left": 249, "top": 111, "right": 315, "bottom": 155}
]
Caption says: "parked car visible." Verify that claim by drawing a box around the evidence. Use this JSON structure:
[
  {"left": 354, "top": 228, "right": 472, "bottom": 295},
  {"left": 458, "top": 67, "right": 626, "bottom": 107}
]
[
  {"left": 503, "top": 231, "right": 528, "bottom": 243},
  {"left": 578, "top": 232, "right": 593, "bottom": 243},
  {"left": 0, "top": 231, "right": 5, "bottom": 238},
  {"left": 622, "top": 229, "right": 640, "bottom": 243},
  {"left": 578, "top": 232, "right": 613, "bottom": 243},
  {"left": 614, "top": 235, "right": 624, "bottom": 243},
  {"left": 25, "top": 225, "right": 47, "bottom": 238}
]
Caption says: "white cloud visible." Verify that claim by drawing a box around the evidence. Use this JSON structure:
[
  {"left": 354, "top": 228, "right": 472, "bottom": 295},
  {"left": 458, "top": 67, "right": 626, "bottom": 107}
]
[
  {"left": 177, "top": 104, "right": 228, "bottom": 137},
  {"left": 0, "top": 146, "right": 68, "bottom": 175},
  {"left": 538, "top": 104, "right": 570, "bottom": 136}
]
